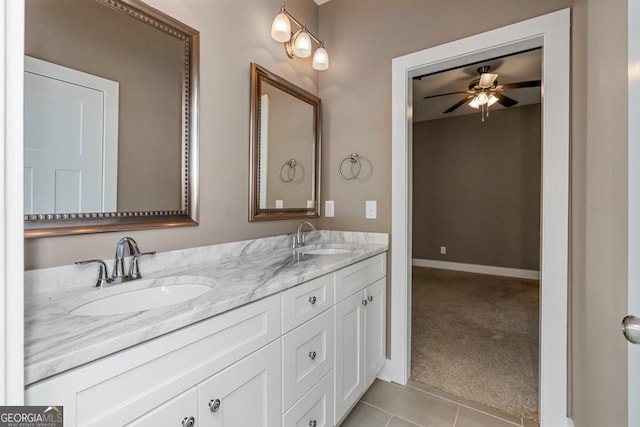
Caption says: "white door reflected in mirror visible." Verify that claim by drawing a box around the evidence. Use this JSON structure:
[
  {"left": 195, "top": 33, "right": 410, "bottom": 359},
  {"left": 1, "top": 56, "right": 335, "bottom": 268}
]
[{"left": 24, "top": 56, "right": 119, "bottom": 214}]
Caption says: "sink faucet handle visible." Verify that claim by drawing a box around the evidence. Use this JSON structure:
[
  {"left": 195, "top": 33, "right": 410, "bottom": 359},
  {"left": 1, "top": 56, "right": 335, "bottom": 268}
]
[
  {"left": 75, "top": 259, "right": 113, "bottom": 288},
  {"left": 130, "top": 251, "right": 156, "bottom": 280}
]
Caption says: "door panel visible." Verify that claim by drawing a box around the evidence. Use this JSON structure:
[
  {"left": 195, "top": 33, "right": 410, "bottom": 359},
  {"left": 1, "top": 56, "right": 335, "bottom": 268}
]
[
  {"left": 334, "top": 290, "right": 365, "bottom": 423},
  {"left": 198, "top": 340, "right": 281, "bottom": 427},
  {"left": 629, "top": 0, "right": 640, "bottom": 423},
  {"left": 365, "top": 279, "right": 386, "bottom": 387}
]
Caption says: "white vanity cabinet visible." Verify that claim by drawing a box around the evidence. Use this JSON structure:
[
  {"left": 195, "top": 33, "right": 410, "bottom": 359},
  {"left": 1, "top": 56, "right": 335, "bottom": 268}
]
[
  {"left": 25, "top": 294, "right": 281, "bottom": 427},
  {"left": 25, "top": 251, "right": 388, "bottom": 427},
  {"left": 334, "top": 254, "right": 387, "bottom": 424}
]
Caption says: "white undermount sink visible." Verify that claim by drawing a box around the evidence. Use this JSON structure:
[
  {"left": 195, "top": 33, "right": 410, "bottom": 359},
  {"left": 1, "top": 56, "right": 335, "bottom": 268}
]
[
  {"left": 297, "top": 245, "right": 354, "bottom": 255},
  {"left": 69, "top": 276, "right": 215, "bottom": 316}
]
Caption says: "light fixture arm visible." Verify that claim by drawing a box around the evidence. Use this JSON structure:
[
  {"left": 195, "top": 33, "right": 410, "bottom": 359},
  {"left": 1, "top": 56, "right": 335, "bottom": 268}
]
[{"left": 280, "top": 7, "right": 323, "bottom": 46}]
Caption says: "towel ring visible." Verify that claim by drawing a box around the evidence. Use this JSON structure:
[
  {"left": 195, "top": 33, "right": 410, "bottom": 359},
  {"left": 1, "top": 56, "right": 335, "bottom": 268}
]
[
  {"left": 279, "top": 159, "right": 297, "bottom": 182},
  {"left": 339, "top": 153, "right": 361, "bottom": 180}
]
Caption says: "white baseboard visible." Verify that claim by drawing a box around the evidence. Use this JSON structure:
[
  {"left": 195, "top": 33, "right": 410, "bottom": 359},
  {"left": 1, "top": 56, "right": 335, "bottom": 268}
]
[{"left": 412, "top": 259, "right": 540, "bottom": 280}]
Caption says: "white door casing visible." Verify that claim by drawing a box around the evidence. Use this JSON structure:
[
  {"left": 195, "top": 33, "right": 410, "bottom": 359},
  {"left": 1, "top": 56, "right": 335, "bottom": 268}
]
[
  {"left": 0, "top": 0, "right": 25, "bottom": 405},
  {"left": 23, "top": 56, "right": 118, "bottom": 214},
  {"left": 628, "top": 0, "right": 640, "bottom": 424},
  {"left": 384, "top": 8, "right": 571, "bottom": 427}
]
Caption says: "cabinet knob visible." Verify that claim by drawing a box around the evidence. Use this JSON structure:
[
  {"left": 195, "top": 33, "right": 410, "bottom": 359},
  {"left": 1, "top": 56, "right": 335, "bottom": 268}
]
[
  {"left": 368, "top": 295, "right": 373, "bottom": 302},
  {"left": 309, "top": 296, "right": 317, "bottom": 305},
  {"left": 209, "top": 398, "right": 221, "bottom": 412},
  {"left": 309, "top": 420, "right": 317, "bottom": 427},
  {"left": 362, "top": 299, "right": 368, "bottom": 306},
  {"left": 182, "top": 416, "right": 196, "bottom": 427},
  {"left": 308, "top": 350, "right": 317, "bottom": 360}
]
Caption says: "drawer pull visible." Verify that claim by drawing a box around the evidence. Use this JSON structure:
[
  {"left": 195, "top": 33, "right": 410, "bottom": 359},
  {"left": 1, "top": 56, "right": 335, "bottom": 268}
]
[
  {"left": 362, "top": 299, "right": 368, "bottom": 306},
  {"left": 309, "top": 420, "right": 317, "bottom": 427},
  {"left": 182, "top": 416, "right": 196, "bottom": 427},
  {"left": 309, "top": 296, "right": 317, "bottom": 305},
  {"left": 368, "top": 295, "right": 373, "bottom": 302},
  {"left": 209, "top": 398, "right": 221, "bottom": 412},
  {"left": 308, "top": 350, "right": 317, "bottom": 360}
]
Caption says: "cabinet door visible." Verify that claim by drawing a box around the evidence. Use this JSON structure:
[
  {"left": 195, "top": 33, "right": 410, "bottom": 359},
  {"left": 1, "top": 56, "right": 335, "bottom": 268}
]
[
  {"left": 198, "top": 340, "right": 281, "bottom": 427},
  {"left": 334, "top": 290, "right": 366, "bottom": 424},
  {"left": 365, "top": 278, "right": 386, "bottom": 387},
  {"left": 126, "top": 387, "right": 197, "bottom": 427}
]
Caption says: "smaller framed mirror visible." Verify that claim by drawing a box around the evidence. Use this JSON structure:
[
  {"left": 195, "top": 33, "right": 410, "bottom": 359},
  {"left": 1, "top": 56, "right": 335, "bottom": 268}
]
[{"left": 249, "top": 63, "right": 321, "bottom": 221}]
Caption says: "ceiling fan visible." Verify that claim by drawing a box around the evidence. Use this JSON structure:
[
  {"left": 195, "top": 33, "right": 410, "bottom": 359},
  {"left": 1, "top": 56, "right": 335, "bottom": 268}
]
[{"left": 424, "top": 65, "right": 541, "bottom": 117}]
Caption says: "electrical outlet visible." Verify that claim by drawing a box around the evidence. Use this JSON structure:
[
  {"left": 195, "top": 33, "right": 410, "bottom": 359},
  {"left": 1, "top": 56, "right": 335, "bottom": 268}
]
[
  {"left": 440, "top": 246, "right": 446, "bottom": 255},
  {"left": 325, "top": 200, "right": 335, "bottom": 217},
  {"left": 366, "top": 200, "right": 377, "bottom": 219}
]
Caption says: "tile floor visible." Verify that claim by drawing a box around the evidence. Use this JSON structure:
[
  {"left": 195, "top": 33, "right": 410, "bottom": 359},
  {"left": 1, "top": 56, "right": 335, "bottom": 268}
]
[{"left": 340, "top": 380, "right": 539, "bottom": 427}]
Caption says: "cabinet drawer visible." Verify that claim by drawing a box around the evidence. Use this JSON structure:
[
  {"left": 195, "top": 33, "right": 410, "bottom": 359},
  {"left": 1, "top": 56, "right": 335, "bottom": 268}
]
[
  {"left": 282, "top": 273, "right": 334, "bottom": 334},
  {"left": 126, "top": 388, "right": 197, "bottom": 427},
  {"left": 334, "top": 253, "right": 386, "bottom": 302},
  {"left": 283, "top": 372, "right": 333, "bottom": 427},
  {"left": 282, "top": 308, "right": 334, "bottom": 411}
]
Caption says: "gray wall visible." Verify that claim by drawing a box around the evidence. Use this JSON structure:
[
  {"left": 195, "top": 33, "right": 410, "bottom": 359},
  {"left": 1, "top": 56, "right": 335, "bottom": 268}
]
[
  {"left": 317, "top": 0, "right": 628, "bottom": 426},
  {"left": 24, "top": 0, "right": 320, "bottom": 268},
  {"left": 412, "top": 104, "right": 541, "bottom": 271}
]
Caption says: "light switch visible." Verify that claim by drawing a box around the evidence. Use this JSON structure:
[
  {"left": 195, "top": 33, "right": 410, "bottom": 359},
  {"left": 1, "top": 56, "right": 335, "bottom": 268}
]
[
  {"left": 325, "top": 200, "right": 335, "bottom": 217},
  {"left": 275, "top": 200, "right": 284, "bottom": 208},
  {"left": 365, "top": 200, "right": 377, "bottom": 219},
  {"left": 307, "top": 200, "right": 315, "bottom": 209},
  {"left": 440, "top": 246, "right": 447, "bottom": 255}
]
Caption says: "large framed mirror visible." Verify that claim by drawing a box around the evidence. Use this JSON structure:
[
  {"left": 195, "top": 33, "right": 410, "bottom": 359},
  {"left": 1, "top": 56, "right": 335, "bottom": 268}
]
[
  {"left": 24, "top": 0, "right": 199, "bottom": 237},
  {"left": 249, "top": 63, "right": 321, "bottom": 221}
]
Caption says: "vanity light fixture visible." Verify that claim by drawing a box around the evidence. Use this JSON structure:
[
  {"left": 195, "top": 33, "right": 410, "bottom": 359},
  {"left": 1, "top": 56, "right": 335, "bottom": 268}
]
[{"left": 270, "top": 4, "right": 329, "bottom": 71}]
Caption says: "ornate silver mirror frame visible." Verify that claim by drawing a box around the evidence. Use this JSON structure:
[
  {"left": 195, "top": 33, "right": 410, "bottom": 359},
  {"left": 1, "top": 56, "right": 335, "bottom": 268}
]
[
  {"left": 249, "top": 63, "right": 321, "bottom": 221},
  {"left": 24, "top": 0, "right": 199, "bottom": 238}
]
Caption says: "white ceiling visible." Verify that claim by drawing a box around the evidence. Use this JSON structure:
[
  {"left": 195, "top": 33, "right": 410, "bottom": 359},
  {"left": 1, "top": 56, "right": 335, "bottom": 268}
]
[
  {"left": 314, "top": 0, "right": 332, "bottom": 4},
  {"left": 412, "top": 48, "right": 542, "bottom": 122}
]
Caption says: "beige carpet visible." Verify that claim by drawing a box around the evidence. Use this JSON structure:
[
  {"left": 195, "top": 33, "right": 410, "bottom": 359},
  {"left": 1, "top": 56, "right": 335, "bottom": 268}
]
[{"left": 410, "top": 266, "right": 539, "bottom": 422}]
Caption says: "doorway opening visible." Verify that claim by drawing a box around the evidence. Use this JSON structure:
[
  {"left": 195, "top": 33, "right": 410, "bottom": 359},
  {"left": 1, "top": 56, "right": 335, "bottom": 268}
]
[
  {"left": 409, "top": 48, "right": 542, "bottom": 422},
  {"left": 382, "top": 9, "right": 570, "bottom": 427}
]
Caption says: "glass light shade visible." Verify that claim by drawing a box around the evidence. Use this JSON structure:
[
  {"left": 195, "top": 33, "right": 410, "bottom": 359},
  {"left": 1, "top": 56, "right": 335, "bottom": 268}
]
[
  {"left": 293, "top": 31, "right": 312, "bottom": 58},
  {"left": 469, "top": 97, "right": 480, "bottom": 109},
  {"left": 312, "top": 47, "right": 329, "bottom": 71},
  {"left": 475, "top": 92, "right": 489, "bottom": 105},
  {"left": 487, "top": 94, "right": 499, "bottom": 106},
  {"left": 271, "top": 13, "right": 291, "bottom": 43}
]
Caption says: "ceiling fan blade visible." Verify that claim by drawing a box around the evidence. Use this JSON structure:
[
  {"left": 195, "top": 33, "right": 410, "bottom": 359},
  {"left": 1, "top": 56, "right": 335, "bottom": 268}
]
[
  {"left": 499, "top": 80, "right": 541, "bottom": 90},
  {"left": 478, "top": 73, "right": 498, "bottom": 88},
  {"left": 423, "top": 91, "right": 469, "bottom": 100},
  {"left": 444, "top": 95, "right": 474, "bottom": 113},
  {"left": 494, "top": 92, "right": 519, "bottom": 108}
]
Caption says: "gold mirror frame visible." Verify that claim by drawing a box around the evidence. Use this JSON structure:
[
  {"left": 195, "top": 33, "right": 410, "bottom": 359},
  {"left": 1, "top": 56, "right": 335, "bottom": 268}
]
[
  {"left": 24, "top": 0, "right": 199, "bottom": 238},
  {"left": 249, "top": 63, "right": 321, "bottom": 221}
]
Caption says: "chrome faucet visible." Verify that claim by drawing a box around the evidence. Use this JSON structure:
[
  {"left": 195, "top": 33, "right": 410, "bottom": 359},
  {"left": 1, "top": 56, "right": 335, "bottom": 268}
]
[
  {"left": 76, "top": 237, "right": 155, "bottom": 287},
  {"left": 293, "top": 221, "right": 316, "bottom": 248}
]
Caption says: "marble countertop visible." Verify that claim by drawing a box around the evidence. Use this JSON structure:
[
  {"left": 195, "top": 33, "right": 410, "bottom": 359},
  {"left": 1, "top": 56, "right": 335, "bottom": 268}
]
[{"left": 24, "top": 231, "right": 388, "bottom": 385}]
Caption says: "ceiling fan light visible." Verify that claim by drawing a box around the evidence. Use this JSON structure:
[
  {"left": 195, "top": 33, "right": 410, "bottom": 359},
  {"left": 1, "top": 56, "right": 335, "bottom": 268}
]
[
  {"left": 468, "top": 97, "right": 481, "bottom": 109},
  {"left": 312, "top": 46, "right": 329, "bottom": 70},
  {"left": 271, "top": 13, "right": 291, "bottom": 43},
  {"left": 487, "top": 94, "right": 499, "bottom": 107},
  {"left": 475, "top": 92, "right": 489, "bottom": 106},
  {"left": 293, "top": 29, "right": 312, "bottom": 58}
]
